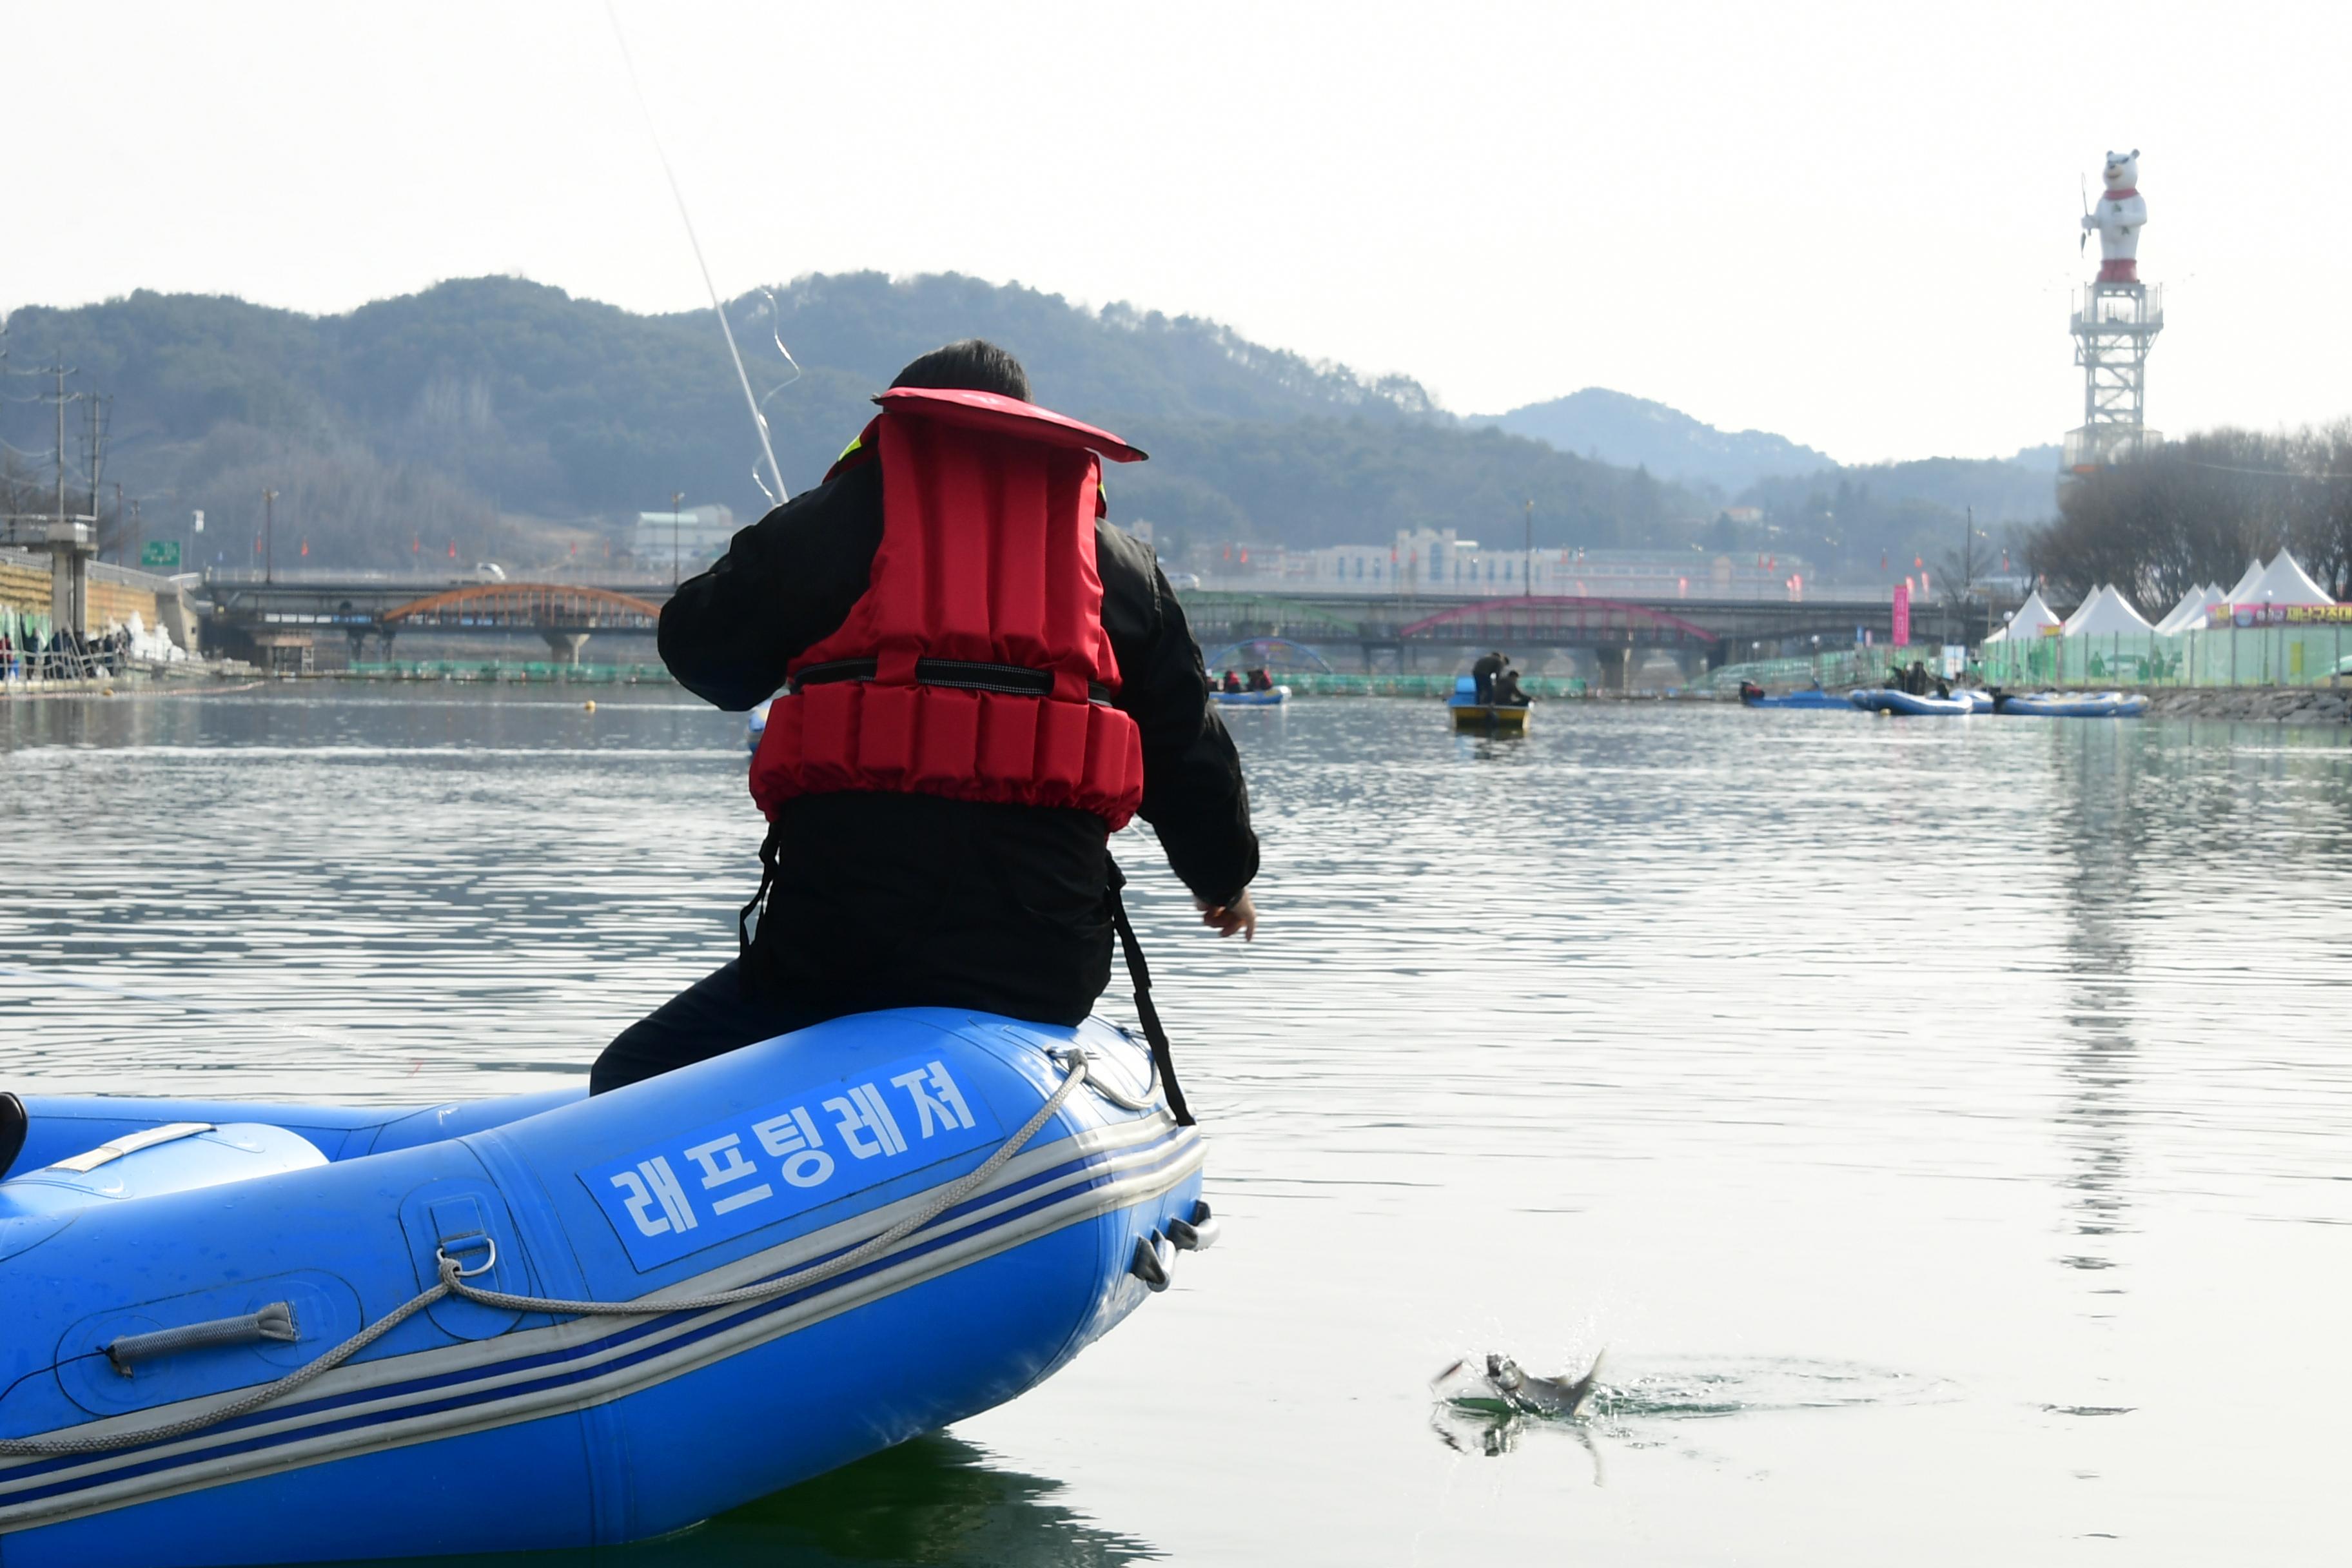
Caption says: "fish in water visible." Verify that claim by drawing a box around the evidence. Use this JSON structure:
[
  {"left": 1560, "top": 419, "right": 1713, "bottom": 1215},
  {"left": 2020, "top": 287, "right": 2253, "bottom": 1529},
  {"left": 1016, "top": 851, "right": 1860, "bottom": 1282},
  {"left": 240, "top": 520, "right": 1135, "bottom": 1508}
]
[{"left": 1434, "top": 1351, "right": 1603, "bottom": 1420}]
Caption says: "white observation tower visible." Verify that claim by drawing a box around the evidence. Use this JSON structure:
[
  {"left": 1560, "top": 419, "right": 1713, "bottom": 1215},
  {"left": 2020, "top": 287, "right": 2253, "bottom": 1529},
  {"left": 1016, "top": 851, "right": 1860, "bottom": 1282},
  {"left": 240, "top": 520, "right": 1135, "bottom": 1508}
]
[{"left": 2065, "top": 148, "right": 2163, "bottom": 479}]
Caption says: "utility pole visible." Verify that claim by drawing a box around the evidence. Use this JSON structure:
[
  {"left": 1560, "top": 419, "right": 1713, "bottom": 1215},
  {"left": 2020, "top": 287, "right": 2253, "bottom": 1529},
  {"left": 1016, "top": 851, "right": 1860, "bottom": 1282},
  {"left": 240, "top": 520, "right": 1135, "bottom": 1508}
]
[
  {"left": 262, "top": 487, "right": 279, "bottom": 583},
  {"left": 84, "top": 397, "right": 108, "bottom": 530},
  {"left": 54, "top": 365, "right": 68, "bottom": 527},
  {"left": 671, "top": 490, "right": 683, "bottom": 586},
  {"left": 1523, "top": 498, "right": 1534, "bottom": 597}
]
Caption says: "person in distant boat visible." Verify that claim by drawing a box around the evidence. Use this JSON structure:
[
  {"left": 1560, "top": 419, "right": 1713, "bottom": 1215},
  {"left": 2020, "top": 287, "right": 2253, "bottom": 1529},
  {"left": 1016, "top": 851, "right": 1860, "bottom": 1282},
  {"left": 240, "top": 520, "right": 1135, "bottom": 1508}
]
[
  {"left": 1471, "top": 650, "right": 1506, "bottom": 705},
  {"left": 1246, "top": 667, "right": 1273, "bottom": 692},
  {"left": 1222, "top": 670, "right": 1244, "bottom": 694},
  {"left": 1494, "top": 667, "right": 1530, "bottom": 706},
  {"left": 593, "top": 339, "right": 1260, "bottom": 1095}
]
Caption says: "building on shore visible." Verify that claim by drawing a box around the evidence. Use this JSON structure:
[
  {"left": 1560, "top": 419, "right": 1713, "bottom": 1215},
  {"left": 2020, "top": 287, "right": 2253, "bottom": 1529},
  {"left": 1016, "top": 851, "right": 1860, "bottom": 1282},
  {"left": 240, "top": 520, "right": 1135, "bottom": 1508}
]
[
  {"left": 629, "top": 504, "right": 736, "bottom": 574},
  {"left": 1240, "top": 527, "right": 1808, "bottom": 600}
]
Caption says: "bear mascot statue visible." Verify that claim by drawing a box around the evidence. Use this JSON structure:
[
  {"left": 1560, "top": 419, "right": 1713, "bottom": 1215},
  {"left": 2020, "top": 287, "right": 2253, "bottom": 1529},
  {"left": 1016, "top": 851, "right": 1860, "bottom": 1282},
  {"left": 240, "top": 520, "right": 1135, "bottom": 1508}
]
[{"left": 2082, "top": 149, "right": 2146, "bottom": 284}]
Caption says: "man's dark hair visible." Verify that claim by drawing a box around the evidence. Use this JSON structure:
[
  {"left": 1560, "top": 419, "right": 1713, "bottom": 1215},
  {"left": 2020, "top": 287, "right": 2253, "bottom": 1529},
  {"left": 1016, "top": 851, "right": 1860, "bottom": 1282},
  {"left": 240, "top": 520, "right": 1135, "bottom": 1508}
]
[{"left": 890, "top": 339, "right": 1031, "bottom": 402}]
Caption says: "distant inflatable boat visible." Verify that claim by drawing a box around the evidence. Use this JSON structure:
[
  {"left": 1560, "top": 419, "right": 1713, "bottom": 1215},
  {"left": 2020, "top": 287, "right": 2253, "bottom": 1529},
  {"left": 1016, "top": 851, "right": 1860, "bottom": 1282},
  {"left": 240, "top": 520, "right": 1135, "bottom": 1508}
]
[
  {"left": 1994, "top": 690, "right": 2148, "bottom": 718},
  {"left": 1213, "top": 686, "right": 1290, "bottom": 707},
  {"left": 1739, "top": 689, "right": 1852, "bottom": 710},
  {"left": 1847, "top": 689, "right": 1977, "bottom": 716},
  {"left": 0, "top": 1012, "right": 1206, "bottom": 1566}
]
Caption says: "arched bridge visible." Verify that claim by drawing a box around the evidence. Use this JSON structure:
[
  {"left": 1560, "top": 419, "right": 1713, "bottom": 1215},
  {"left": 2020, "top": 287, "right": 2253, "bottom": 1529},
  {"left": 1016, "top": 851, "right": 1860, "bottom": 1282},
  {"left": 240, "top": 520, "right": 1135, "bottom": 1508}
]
[
  {"left": 1201, "top": 636, "right": 1336, "bottom": 673},
  {"left": 372, "top": 583, "right": 665, "bottom": 665},
  {"left": 380, "top": 583, "right": 664, "bottom": 632}
]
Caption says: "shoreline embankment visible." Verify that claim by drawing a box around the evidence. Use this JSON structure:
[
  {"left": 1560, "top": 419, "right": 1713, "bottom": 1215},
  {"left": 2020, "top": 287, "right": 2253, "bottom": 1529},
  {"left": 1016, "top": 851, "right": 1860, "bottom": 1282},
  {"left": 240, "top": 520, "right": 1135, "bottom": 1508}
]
[{"left": 2137, "top": 687, "right": 2352, "bottom": 725}]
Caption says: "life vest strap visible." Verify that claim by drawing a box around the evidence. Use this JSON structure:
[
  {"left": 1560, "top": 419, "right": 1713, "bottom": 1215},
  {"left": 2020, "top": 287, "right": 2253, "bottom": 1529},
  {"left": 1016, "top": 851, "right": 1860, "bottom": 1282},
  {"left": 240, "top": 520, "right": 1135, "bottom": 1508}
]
[
  {"left": 1106, "top": 859, "right": 1193, "bottom": 1128},
  {"left": 791, "top": 656, "right": 1113, "bottom": 706},
  {"left": 737, "top": 819, "right": 787, "bottom": 993}
]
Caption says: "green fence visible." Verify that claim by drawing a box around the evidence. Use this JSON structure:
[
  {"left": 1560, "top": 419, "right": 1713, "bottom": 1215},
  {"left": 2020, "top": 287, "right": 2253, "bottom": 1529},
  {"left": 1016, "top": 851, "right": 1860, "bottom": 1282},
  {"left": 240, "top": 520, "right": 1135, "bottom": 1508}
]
[
  {"left": 1282, "top": 672, "right": 1588, "bottom": 698},
  {"left": 1977, "top": 625, "right": 2352, "bottom": 689},
  {"left": 1700, "top": 650, "right": 1885, "bottom": 693},
  {"left": 348, "top": 660, "right": 675, "bottom": 684}
]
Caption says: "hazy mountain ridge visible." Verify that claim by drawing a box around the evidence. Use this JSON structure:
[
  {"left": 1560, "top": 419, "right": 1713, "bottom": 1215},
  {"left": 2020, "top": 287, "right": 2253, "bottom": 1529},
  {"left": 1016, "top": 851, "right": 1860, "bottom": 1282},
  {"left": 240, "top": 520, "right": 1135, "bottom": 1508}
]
[
  {"left": 1478, "top": 388, "right": 1838, "bottom": 498},
  {"left": 0, "top": 274, "right": 1701, "bottom": 569},
  {"left": 1481, "top": 386, "right": 2064, "bottom": 576}
]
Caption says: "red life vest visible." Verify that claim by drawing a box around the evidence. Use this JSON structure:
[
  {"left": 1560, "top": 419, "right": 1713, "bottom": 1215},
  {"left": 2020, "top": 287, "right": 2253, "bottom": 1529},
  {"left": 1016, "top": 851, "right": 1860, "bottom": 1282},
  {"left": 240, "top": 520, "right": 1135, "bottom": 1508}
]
[{"left": 747, "top": 387, "right": 1150, "bottom": 829}]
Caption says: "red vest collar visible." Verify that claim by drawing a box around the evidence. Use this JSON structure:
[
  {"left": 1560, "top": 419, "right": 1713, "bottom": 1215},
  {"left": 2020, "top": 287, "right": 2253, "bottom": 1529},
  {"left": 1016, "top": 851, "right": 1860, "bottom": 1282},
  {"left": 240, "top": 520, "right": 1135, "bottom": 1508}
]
[{"left": 873, "top": 387, "right": 1146, "bottom": 464}]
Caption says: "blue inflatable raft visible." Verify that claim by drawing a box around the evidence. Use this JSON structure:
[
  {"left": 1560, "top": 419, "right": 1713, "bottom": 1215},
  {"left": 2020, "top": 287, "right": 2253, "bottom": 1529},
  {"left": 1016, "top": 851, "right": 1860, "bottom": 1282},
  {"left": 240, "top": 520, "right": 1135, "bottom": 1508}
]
[
  {"left": 0, "top": 1012, "right": 1207, "bottom": 1566},
  {"left": 1994, "top": 690, "right": 2148, "bottom": 718},
  {"left": 1739, "top": 689, "right": 1851, "bottom": 710},
  {"left": 1847, "top": 688, "right": 1977, "bottom": 716},
  {"left": 1211, "top": 686, "right": 1290, "bottom": 707}
]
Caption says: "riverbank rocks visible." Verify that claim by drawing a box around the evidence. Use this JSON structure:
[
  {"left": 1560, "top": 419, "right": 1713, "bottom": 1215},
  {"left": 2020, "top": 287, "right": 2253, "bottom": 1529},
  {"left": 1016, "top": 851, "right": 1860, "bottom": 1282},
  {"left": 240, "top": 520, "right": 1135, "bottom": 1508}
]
[{"left": 2142, "top": 687, "right": 2352, "bottom": 726}]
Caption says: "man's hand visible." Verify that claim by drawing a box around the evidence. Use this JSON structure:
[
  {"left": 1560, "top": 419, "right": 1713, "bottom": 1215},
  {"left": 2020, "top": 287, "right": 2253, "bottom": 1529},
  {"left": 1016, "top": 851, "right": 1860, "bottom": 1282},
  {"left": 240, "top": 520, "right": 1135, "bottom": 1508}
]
[{"left": 1195, "top": 890, "right": 1257, "bottom": 942}]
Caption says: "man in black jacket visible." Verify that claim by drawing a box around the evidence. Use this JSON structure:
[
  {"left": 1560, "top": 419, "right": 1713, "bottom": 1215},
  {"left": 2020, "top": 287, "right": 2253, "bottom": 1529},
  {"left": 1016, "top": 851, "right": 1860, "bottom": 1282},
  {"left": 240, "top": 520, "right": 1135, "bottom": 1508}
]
[
  {"left": 1471, "top": 650, "right": 1506, "bottom": 705},
  {"left": 591, "top": 341, "right": 1259, "bottom": 1094}
]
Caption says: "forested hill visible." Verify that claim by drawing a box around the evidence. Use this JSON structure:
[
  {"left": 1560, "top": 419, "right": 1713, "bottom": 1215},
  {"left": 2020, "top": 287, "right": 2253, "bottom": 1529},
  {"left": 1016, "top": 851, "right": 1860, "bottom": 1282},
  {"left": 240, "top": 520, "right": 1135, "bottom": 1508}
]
[{"left": 0, "top": 275, "right": 1701, "bottom": 570}]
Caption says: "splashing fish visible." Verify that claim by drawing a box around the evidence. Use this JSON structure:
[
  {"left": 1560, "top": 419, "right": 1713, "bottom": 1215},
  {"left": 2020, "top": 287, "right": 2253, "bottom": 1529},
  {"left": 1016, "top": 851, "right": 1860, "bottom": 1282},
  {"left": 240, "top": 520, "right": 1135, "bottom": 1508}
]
[{"left": 1435, "top": 1351, "right": 1603, "bottom": 1420}]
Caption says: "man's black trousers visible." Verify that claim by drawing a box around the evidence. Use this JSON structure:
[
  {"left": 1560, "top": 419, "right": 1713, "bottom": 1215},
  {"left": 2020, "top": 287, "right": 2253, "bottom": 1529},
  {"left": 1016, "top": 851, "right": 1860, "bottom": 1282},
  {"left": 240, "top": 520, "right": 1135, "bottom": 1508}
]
[{"left": 588, "top": 961, "right": 827, "bottom": 1095}]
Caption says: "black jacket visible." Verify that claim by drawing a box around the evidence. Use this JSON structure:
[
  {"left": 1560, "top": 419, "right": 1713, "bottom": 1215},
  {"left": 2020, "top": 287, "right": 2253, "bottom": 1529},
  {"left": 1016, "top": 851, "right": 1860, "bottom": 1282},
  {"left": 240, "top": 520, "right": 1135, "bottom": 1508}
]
[{"left": 660, "top": 458, "right": 1258, "bottom": 1024}]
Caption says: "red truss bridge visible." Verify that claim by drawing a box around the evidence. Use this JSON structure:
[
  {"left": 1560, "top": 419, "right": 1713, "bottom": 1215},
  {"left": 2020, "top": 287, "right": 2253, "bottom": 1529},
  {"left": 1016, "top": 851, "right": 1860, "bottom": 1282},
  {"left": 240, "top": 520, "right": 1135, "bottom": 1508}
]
[{"left": 1395, "top": 596, "right": 1720, "bottom": 648}]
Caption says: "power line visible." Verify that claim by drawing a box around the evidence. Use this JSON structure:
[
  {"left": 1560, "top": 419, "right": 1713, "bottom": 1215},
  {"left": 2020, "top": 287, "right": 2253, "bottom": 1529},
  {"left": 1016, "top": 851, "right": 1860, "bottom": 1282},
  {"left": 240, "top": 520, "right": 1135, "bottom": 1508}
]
[{"left": 2177, "top": 458, "right": 2352, "bottom": 481}]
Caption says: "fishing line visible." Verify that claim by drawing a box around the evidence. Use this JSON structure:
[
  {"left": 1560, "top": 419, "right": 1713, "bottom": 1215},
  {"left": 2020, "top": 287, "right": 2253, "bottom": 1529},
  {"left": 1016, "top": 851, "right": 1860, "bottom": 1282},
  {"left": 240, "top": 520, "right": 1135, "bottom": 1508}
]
[{"left": 600, "top": 0, "right": 796, "bottom": 507}]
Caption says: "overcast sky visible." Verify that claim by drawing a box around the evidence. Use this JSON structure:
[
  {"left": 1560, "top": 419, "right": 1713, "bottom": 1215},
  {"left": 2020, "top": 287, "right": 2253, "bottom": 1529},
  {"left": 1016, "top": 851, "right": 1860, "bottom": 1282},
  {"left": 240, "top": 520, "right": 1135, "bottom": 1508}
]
[{"left": 5, "top": 0, "right": 2344, "bottom": 465}]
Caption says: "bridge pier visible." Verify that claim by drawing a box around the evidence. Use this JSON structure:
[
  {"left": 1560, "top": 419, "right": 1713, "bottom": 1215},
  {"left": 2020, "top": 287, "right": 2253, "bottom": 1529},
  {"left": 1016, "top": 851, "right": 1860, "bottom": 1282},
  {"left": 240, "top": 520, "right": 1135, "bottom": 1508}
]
[{"left": 542, "top": 631, "right": 591, "bottom": 667}]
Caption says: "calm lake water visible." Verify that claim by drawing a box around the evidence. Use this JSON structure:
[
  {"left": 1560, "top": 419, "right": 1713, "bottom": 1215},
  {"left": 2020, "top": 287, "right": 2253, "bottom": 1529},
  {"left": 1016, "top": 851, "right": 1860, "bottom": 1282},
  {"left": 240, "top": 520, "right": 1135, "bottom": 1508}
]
[{"left": 5, "top": 687, "right": 2350, "bottom": 1565}]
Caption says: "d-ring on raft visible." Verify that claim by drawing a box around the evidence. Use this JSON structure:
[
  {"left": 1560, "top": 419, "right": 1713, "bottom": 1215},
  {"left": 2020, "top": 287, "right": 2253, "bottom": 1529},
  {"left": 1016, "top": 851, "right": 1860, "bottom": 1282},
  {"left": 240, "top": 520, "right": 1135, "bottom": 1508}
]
[{"left": 0, "top": 1010, "right": 1211, "bottom": 1565}]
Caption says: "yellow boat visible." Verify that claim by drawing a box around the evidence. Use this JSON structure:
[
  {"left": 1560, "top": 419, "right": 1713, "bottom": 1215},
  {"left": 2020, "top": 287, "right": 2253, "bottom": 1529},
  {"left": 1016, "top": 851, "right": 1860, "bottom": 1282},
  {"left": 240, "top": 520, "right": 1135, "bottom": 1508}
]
[{"left": 1449, "top": 701, "right": 1530, "bottom": 733}]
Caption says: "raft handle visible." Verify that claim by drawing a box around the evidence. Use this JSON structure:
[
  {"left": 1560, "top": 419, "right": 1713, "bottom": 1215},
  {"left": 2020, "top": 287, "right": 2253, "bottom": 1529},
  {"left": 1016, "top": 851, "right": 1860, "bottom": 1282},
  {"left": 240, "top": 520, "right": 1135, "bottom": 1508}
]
[
  {"left": 106, "top": 1301, "right": 299, "bottom": 1376},
  {"left": 1166, "top": 1200, "right": 1220, "bottom": 1253},
  {"left": 1130, "top": 1233, "right": 1175, "bottom": 1293}
]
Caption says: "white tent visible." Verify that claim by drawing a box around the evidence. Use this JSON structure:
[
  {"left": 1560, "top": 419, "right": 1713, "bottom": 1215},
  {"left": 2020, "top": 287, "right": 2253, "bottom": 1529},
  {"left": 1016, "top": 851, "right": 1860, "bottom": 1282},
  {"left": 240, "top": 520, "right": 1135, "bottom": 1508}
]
[
  {"left": 2063, "top": 584, "right": 2155, "bottom": 636},
  {"left": 2154, "top": 582, "right": 2223, "bottom": 634},
  {"left": 2060, "top": 586, "right": 2104, "bottom": 635},
  {"left": 2222, "top": 558, "right": 2266, "bottom": 603},
  {"left": 1995, "top": 589, "right": 2063, "bottom": 643},
  {"left": 2242, "top": 549, "right": 2335, "bottom": 607}
]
